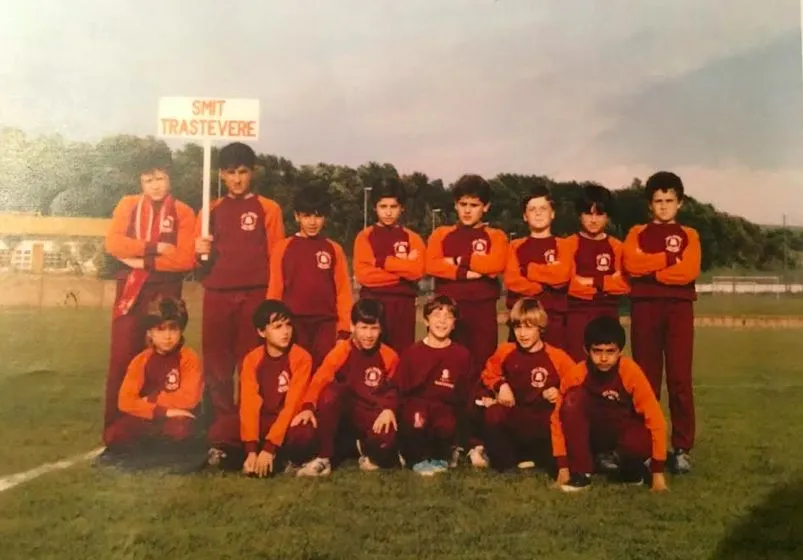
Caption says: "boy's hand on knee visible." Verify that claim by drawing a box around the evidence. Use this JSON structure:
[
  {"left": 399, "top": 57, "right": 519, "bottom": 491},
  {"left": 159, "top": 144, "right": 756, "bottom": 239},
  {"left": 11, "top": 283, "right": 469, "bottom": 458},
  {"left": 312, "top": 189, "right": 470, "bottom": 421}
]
[
  {"left": 291, "top": 410, "right": 317, "bottom": 428},
  {"left": 555, "top": 468, "right": 570, "bottom": 486},
  {"left": 651, "top": 473, "right": 668, "bottom": 493},
  {"left": 542, "top": 387, "right": 559, "bottom": 404},
  {"left": 243, "top": 452, "right": 258, "bottom": 475},
  {"left": 255, "top": 451, "right": 275, "bottom": 478},
  {"left": 166, "top": 408, "right": 195, "bottom": 419},
  {"left": 497, "top": 383, "right": 516, "bottom": 407},
  {"left": 373, "top": 409, "right": 397, "bottom": 434}
]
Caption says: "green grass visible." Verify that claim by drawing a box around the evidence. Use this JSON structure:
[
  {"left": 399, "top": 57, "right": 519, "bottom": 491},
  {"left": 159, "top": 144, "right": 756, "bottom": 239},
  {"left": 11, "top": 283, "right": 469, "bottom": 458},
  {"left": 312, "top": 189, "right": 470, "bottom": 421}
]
[
  {"left": 1, "top": 311, "right": 803, "bottom": 559},
  {"left": 693, "top": 294, "right": 803, "bottom": 317}
]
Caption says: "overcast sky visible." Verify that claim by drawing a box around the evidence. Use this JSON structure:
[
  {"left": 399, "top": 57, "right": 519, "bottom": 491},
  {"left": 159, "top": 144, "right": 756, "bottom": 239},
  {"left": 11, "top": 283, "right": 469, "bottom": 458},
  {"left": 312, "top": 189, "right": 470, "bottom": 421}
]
[{"left": 1, "top": 0, "right": 801, "bottom": 224}]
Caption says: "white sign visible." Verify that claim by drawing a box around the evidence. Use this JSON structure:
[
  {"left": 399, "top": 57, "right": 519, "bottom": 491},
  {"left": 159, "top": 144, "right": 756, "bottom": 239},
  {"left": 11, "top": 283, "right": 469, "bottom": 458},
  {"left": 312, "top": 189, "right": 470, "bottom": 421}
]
[{"left": 157, "top": 97, "right": 260, "bottom": 140}]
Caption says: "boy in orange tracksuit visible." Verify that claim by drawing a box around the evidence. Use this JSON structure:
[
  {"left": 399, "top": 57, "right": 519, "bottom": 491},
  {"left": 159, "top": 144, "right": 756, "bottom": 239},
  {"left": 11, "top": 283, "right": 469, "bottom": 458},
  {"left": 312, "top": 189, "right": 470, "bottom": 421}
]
[
  {"left": 103, "top": 157, "right": 196, "bottom": 447},
  {"left": 103, "top": 297, "right": 203, "bottom": 466},
  {"left": 504, "top": 185, "right": 572, "bottom": 349},
  {"left": 565, "top": 185, "right": 630, "bottom": 362},
  {"left": 195, "top": 142, "right": 286, "bottom": 463},
  {"left": 354, "top": 179, "right": 425, "bottom": 352},
  {"left": 480, "top": 298, "right": 575, "bottom": 474},
  {"left": 292, "top": 299, "right": 400, "bottom": 476},
  {"left": 239, "top": 300, "right": 315, "bottom": 477},
  {"left": 558, "top": 315, "right": 668, "bottom": 492},
  {"left": 268, "top": 185, "right": 352, "bottom": 371},
  {"left": 623, "top": 171, "right": 701, "bottom": 474}
]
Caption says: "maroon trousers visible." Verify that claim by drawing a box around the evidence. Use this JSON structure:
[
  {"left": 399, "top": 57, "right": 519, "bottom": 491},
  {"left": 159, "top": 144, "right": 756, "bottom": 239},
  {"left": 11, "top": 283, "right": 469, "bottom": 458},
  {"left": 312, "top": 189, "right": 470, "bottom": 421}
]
[
  {"left": 374, "top": 294, "right": 417, "bottom": 353},
  {"left": 399, "top": 398, "right": 457, "bottom": 465},
  {"left": 453, "top": 298, "right": 499, "bottom": 372},
  {"left": 257, "top": 416, "right": 317, "bottom": 465},
  {"left": 630, "top": 299, "right": 695, "bottom": 451},
  {"left": 560, "top": 387, "right": 652, "bottom": 475},
  {"left": 105, "top": 414, "right": 195, "bottom": 448},
  {"left": 202, "top": 287, "right": 264, "bottom": 448},
  {"left": 103, "top": 280, "right": 182, "bottom": 445},
  {"left": 483, "top": 404, "right": 552, "bottom": 471},
  {"left": 315, "top": 383, "right": 398, "bottom": 467},
  {"left": 293, "top": 317, "right": 337, "bottom": 373},
  {"left": 565, "top": 304, "right": 619, "bottom": 362}
]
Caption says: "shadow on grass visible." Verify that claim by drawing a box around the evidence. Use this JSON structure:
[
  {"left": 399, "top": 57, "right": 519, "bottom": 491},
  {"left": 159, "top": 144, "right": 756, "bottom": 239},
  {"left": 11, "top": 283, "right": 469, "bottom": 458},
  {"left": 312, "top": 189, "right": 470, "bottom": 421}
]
[{"left": 711, "top": 477, "right": 803, "bottom": 560}]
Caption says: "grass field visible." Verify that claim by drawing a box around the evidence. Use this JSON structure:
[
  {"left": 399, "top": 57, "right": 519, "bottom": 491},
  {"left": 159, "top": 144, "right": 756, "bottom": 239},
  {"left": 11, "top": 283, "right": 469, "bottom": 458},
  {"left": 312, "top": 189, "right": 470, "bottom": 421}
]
[{"left": 1, "top": 309, "right": 803, "bottom": 559}]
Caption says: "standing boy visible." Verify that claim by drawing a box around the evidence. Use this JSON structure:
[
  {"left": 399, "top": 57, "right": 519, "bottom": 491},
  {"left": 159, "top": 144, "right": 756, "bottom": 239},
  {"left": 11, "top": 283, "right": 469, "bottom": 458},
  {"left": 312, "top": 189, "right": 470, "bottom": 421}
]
[
  {"left": 292, "top": 299, "right": 400, "bottom": 476},
  {"left": 195, "top": 142, "right": 286, "bottom": 463},
  {"left": 558, "top": 315, "right": 668, "bottom": 492},
  {"left": 395, "top": 295, "right": 473, "bottom": 476},
  {"left": 103, "top": 157, "right": 196, "bottom": 446},
  {"left": 425, "top": 174, "right": 507, "bottom": 374},
  {"left": 480, "top": 298, "right": 575, "bottom": 474},
  {"left": 267, "top": 185, "right": 352, "bottom": 370},
  {"left": 354, "top": 179, "right": 425, "bottom": 352},
  {"left": 503, "top": 186, "right": 572, "bottom": 349},
  {"left": 564, "top": 185, "right": 630, "bottom": 362},
  {"left": 623, "top": 171, "right": 701, "bottom": 473},
  {"left": 240, "top": 300, "right": 315, "bottom": 477}
]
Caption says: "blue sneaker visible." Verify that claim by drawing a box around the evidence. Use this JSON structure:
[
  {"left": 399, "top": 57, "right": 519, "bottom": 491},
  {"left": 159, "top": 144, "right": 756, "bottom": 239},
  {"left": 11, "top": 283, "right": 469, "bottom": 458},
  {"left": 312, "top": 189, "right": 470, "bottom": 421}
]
[
  {"left": 413, "top": 460, "right": 437, "bottom": 476},
  {"left": 430, "top": 459, "right": 449, "bottom": 473}
]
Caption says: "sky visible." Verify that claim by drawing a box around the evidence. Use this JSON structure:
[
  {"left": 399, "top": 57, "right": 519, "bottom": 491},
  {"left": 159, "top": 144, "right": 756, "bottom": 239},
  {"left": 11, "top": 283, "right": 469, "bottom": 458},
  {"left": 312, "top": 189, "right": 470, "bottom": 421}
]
[{"left": 1, "top": 0, "right": 801, "bottom": 225}]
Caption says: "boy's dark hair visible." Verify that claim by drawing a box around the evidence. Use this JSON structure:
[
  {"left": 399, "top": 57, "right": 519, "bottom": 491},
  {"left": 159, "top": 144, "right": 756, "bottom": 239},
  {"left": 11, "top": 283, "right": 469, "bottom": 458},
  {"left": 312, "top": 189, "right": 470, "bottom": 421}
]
[
  {"left": 293, "top": 185, "right": 331, "bottom": 217},
  {"left": 219, "top": 142, "right": 256, "bottom": 170},
  {"left": 576, "top": 184, "right": 614, "bottom": 216},
  {"left": 144, "top": 296, "right": 188, "bottom": 330},
  {"left": 252, "top": 299, "right": 293, "bottom": 330},
  {"left": 452, "top": 174, "right": 491, "bottom": 204},
  {"left": 645, "top": 171, "right": 684, "bottom": 201},
  {"left": 520, "top": 185, "right": 553, "bottom": 214},
  {"left": 371, "top": 178, "right": 407, "bottom": 207},
  {"left": 423, "top": 295, "right": 459, "bottom": 321},
  {"left": 139, "top": 151, "right": 172, "bottom": 176},
  {"left": 351, "top": 298, "right": 384, "bottom": 326},
  {"left": 584, "top": 315, "right": 626, "bottom": 351}
]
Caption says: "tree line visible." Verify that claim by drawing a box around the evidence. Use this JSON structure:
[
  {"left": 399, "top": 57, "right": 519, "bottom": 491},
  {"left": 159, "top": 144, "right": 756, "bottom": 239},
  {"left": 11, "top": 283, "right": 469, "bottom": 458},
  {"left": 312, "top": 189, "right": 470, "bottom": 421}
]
[{"left": 1, "top": 128, "right": 800, "bottom": 273}]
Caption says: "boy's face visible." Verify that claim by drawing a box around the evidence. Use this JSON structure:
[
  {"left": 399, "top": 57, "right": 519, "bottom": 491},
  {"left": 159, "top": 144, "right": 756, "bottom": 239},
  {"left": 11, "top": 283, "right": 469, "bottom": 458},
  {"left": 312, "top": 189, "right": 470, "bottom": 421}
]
[
  {"left": 295, "top": 212, "right": 325, "bottom": 237},
  {"left": 353, "top": 320, "right": 382, "bottom": 351},
  {"left": 258, "top": 315, "right": 293, "bottom": 352},
  {"left": 454, "top": 196, "right": 489, "bottom": 227},
  {"left": 513, "top": 321, "right": 542, "bottom": 351},
  {"left": 588, "top": 343, "right": 622, "bottom": 372},
  {"left": 649, "top": 189, "right": 682, "bottom": 224},
  {"left": 140, "top": 169, "right": 171, "bottom": 202},
  {"left": 375, "top": 197, "right": 402, "bottom": 227},
  {"left": 580, "top": 206, "right": 608, "bottom": 236},
  {"left": 523, "top": 197, "right": 554, "bottom": 232},
  {"left": 148, "top": 321, "right": 182, "bottom": 354},
  {"left": 221, "top": 165, "right": 253, "bottom": 197},
  {"left": 425, "top": 307, "right": 456, "bottom": 340}
]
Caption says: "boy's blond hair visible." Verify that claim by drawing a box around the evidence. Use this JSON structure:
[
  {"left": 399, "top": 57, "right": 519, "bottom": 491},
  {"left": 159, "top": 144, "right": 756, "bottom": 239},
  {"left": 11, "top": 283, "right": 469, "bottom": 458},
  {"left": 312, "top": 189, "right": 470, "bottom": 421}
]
[{"left": 509, "top": 297, "right": 548, "bottom": 330}]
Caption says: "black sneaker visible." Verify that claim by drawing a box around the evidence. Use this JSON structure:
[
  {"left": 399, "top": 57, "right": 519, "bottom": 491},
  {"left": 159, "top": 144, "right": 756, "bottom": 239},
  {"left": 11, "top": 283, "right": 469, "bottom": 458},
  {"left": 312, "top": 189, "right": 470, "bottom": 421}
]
[
  {"left": 596, "top": 451, "right": 620, "bottom": 473},
  {"left": 621, "top": 459, "right": 651, "bottom": 486},
  {"left": 670, "top": 449, "right": 692, "bottom": 474},
  {"left": 560, "top": 473, "right": 592, "bottom": 492}
]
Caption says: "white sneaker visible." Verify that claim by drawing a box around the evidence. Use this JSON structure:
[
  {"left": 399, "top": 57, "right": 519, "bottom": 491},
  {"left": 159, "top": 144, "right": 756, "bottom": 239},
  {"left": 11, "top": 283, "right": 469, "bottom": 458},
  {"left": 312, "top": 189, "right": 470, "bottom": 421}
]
[
  {"left": 207, "top": 447, "right": 227, "bottom": 467},
  {"left": 296, "top": 457, "right": 331, "bottom": 477},
  {"left": 517, "top": 460, "right": 536, "bottom": 470},
  {"left": 449, "top": 446, "right": 463, "bottom": 468},
  {"left": 358, "top": 455, "right": 381, "bottom": 471},
  {"left": 467, "top": 445, "right": 489, "bottom": 468},
  {"left": 283, "top": 462, "right": 300, "bottom": 475}
]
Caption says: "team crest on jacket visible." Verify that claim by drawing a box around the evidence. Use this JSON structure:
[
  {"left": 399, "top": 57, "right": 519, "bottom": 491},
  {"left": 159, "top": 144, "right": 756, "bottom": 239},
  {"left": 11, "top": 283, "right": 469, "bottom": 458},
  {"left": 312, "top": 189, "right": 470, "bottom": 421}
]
[
  {"left": 240, "top": 211, "right": 258, "bottom": 231},
  {"left": 160, "top": 215, "right": 175, "bottom": 234},
  {"left": 602, "top": 389, "right": 621, "bottom": 402},
  {"left": 316, "top": 250, "right": 332, "bottom": 270},
  {"left": 277, "top": 370, "right": 290, "bottom": 394},
  {"left": 665, "top": 235, "right": 682, "bottom": 253},
  {"left": 596, "top": 253, "right": 612, "bottom": 272},
  {"left": 364, "top": 366, "right": 383, "bottom": 388},
  {"left": 393, "top": 241, "right": 409, "bottom": 258},
  {"left": 434, "top": 368, "right": 455, "bottom": 389},
  {"left": 472, "top": 238, "right": 489, "bottom": 255},
  {"left": 530, "top": 367, "right": 549, "bottom": 388},
  {"left": 544, "top": 249, "right": 557, "bottom": 264},
  {"left": 165, "top": 368, "right": 180, "bottom": 391}
]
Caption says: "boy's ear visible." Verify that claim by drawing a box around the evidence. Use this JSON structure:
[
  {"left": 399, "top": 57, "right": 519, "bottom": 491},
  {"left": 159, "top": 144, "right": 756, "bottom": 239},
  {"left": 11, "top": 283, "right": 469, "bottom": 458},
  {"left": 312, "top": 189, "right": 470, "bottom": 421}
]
[
  {"left": 483, "top": 202, "right": 491, "bottom": 213},
  {"left": 256, "top": 327, "right": 267, "bottom": 339}
]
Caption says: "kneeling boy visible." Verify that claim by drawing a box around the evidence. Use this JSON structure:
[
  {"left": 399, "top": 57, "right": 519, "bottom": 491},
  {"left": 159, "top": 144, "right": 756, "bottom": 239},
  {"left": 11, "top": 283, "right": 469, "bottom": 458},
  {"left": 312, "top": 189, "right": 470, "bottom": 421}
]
[
  {"left": 395, "top": 295, "right": 472, "bottom": 476},
  {"left": 240, "top": 300, "right": 315, "bottom": 477},
  {"left": 293, "top": 299, "right": 400, "bottom": 476},
  {"left": 480, "top": 298, "right": 575, "bottom": 473},
  {"left": 558, "top": 315, "right": 668, "bottom": 492},
  {"left": 104, "top": 297, "right": 203, "bottom": 464}
]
